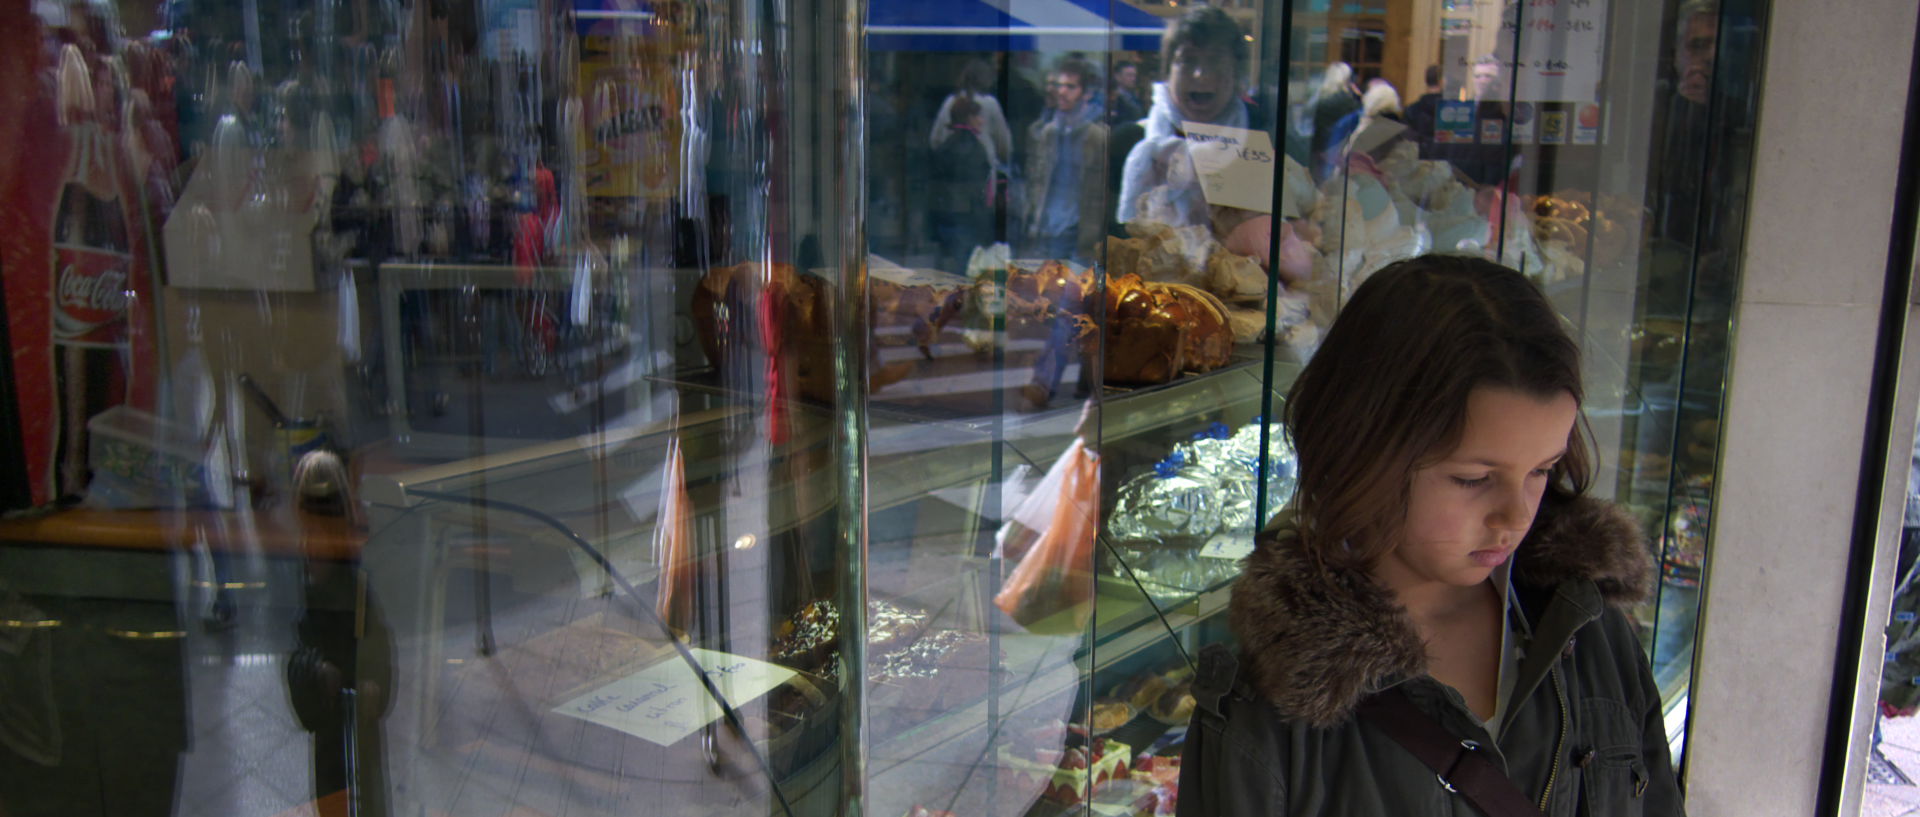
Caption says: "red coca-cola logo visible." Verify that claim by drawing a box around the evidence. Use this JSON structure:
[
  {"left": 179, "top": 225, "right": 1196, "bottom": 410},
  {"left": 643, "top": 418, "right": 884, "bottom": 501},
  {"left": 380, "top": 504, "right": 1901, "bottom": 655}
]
[{"left": 52, "top": 245, "right": 131, "bottom": 343}]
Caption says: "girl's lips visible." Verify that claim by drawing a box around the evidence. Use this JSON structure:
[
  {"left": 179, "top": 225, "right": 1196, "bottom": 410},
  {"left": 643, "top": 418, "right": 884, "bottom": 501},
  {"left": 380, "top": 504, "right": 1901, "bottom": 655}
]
[
  {"left": 1185, "top": 91, "right": 1217, "bottom": 106},
  {"left": 1469, "top": 548, "right": 1513, "bottom": 568}
]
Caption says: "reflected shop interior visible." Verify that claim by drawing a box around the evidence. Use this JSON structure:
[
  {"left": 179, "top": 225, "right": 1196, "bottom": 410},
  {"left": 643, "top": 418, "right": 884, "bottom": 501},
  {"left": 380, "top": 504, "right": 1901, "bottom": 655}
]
[{"left": 0, "top": 0, "right": 1758, "bottom": 815}]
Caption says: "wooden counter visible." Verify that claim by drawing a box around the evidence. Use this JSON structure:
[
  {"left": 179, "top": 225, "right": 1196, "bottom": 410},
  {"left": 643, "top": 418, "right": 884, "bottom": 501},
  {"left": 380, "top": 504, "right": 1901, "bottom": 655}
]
[{"left": 0, "top": 507, "right": 365, "bottom": 562}]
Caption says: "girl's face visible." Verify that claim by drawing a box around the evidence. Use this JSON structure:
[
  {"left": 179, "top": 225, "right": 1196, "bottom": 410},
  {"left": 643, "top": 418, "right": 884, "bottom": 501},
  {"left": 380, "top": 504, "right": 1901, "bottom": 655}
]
[{"left": 1372, "top": 387, "right": 1577, "bottom": 598}]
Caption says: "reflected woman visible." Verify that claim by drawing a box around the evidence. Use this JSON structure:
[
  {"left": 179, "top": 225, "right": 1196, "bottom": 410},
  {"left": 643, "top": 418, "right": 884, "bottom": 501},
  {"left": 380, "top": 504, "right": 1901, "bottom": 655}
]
[
  {"left": 1115, "top": 7, "right": 1315, "bottom": 286},
  {"left": 1115, "top": 6, "right": 1263, "bottom": 230}
]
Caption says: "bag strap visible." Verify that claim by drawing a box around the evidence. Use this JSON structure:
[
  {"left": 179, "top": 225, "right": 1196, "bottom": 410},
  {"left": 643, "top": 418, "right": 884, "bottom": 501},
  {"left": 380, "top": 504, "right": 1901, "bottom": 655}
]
[
  {"left": 1355, "top": 687, "right": 1547, "bottom": 817},
  {"left": 1192, "top": 644, "right": 1238, "bottom": 719}
]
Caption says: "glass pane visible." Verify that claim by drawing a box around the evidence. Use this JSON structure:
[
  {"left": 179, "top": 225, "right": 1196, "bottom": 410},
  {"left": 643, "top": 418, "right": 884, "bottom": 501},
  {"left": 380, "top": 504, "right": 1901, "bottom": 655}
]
[
  {"left": 861, "top": 3, "right": 1298, "bottom": 815},
  {"left": 1870, "top": 419, "right": 1920, "bottom": 795},
  {"left": 0, "top": 1, "right": 859, "bottom": 815},
  {"left": 1285, "top": 0, "right": 1761, "bottom": 770},
  {"left": 0, "top": 0, "right": 1760, "bottom": 812}
]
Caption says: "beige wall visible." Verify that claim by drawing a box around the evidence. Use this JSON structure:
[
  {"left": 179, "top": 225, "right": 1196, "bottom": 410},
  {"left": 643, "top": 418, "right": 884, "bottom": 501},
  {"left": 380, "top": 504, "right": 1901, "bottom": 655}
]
[
  {"left": 1385, "top": 0, "right": 1440, "bottom": 103},
  {"left": 1684, "top": 0, "right": 1920, "bottom": 813},
  {"left": 159, "top": 284, "right": 350, "bottom": 487}
]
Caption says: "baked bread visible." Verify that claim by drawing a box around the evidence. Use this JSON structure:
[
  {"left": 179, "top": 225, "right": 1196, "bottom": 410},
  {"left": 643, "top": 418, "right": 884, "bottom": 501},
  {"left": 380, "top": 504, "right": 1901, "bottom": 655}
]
[
  {"left": 695, "top": 260, "right": 1239, "bottom": 407},
  {"left": 1101, "top": 274, "right": 1233, "bottom": 385},
  {"left": 690, "top": 262, "right": 912, "bottom": 402}
]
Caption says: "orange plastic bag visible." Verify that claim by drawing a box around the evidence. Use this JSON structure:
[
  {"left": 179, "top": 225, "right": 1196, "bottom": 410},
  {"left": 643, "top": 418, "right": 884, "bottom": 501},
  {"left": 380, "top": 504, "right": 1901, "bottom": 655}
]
[
  {"left": 994, "top": 439, "right": 1100, "bottom": 632},
  {"left": 653, "top": 437, "right": 695, "bottom": 634}
]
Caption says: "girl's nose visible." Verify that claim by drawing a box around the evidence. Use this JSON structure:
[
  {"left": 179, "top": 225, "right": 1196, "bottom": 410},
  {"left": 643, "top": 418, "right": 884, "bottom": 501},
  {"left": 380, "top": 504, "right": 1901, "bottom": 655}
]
[{"left": 1488, "top": 484, "right": 1533, "bottom": 533}]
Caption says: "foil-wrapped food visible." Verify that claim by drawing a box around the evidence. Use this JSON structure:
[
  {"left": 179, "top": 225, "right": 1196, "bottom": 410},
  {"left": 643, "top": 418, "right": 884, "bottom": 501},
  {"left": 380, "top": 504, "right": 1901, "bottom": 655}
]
[{"left": 1107, "top": 419, "right": 1297, "bottom": 599}]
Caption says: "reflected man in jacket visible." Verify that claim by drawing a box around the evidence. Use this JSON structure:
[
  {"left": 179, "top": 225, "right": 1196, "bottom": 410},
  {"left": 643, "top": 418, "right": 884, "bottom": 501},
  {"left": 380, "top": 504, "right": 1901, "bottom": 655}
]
[{"left": 1020, "top": 57, "right": 1108, "bottom": 265}]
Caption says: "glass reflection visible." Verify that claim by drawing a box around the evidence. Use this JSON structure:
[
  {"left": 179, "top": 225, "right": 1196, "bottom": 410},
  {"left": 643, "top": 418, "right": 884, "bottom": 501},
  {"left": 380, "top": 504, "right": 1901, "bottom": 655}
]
[
  {"left": 0, "top": 0, "right": 1760, "bottom": 813},
  {"left": 4, "top": 0, "right": 853, "bottom": 815},
  {"left": 1276, "top": 0, "right": 1761, "bottom": 769}
]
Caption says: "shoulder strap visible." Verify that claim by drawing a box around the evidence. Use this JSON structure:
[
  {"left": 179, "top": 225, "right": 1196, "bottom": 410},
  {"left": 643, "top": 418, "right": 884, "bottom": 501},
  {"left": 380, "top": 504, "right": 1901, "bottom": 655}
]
[
  {"left": 1355, "top": 687, "right": 1547, "bottom": 817},
  {"left": 1192, "top": 643, "right": 1238, "bottom": 719}
]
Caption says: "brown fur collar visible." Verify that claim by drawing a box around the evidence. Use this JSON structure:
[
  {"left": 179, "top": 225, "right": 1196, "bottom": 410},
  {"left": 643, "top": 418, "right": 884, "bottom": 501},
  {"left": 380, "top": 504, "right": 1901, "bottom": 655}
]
[{"left": 1227, "top": 493, "right": 1653, "bottom": 727}]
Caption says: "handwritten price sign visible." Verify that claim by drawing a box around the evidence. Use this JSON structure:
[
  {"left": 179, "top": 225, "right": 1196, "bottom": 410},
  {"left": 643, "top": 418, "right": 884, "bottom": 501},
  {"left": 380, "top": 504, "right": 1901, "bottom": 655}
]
[
  {"left": 552, "top": 648, "right": 797, "bottom": 746},
  {"left": 1182, "top": 122, "right": 1276, "bottom": 214},
  {"left": 1497, "top": 0, "right": 1607, "bottom": 103}
]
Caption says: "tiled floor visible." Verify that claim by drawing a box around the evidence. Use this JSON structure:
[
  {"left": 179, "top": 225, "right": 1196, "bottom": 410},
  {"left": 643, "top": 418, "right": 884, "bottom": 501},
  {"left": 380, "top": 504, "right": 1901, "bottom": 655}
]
[
  {"left": 133, "top": 553, "right": 1920, "bottom": 817},
  {"left": 1867, "top": 715, "right": 1920, "bottom": 817},
  {"left": 171, "top": 585, "right": 317, "bottom": 817}
]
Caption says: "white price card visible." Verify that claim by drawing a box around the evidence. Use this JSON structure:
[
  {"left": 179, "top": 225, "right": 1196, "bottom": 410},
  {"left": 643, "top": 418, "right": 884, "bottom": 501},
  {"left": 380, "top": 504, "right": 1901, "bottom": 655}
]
[
  {"left": 552, "top": 648, "right": 797, "bottom": 746},
  {"left": 1182, "top": 122, "right": 1275, "bottom": 214},
  {"left": 1199, "top": 534, "right": 1254, "bottom": 561}
]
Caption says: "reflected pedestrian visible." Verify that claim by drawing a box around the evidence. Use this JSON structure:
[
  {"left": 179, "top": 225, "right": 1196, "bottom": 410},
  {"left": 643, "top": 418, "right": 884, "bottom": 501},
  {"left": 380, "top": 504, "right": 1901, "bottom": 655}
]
[
  {"left": 1019, "top": 57, "right": 1106, "bottom": 264},
  {"left": 1116, "top": 6, "right": 1264, "bottom": 227},
  {"left": 929, "top": 94, "right": 998, "bottom": 273},
  {"left": 1404, "top": 64, "right": 1444, "bottom": 155},
  {"left": 931, "top": 60, "right": 1013, "bottom": 174},
  {"left": 1109, "top": 60, "right": 1146, "bottom": 126}
]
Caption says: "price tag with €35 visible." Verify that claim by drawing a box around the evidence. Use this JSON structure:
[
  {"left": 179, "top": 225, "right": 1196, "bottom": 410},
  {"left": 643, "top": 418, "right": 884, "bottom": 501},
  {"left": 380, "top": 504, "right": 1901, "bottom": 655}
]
[{"left": 1182, "top": 122, "right": 1275, "bottom": 214}]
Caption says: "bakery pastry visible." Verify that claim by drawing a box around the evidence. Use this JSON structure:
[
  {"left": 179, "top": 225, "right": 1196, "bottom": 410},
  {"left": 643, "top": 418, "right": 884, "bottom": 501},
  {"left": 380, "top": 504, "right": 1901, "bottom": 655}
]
[
  {"left": 1100, "top": 274, "right": 1234, "bottom": 385},
  {"left": 696, "top": 259, "right": 1241, "bottom": 407},
  {"left": 1113, "top": 673, "right": 1170, "bottom": 712},
  {"left": 1149, "top": 683, "right": 1195, "bottom": 724},
  {"left": 1205, "top": 247, "right": 1268, "bottom": 302},
  {"left": 1091, "top": 700, "right": 1136, "bottom": 732},
  {"left": 770, "top": 598, "right": 932, "bottom": 675},
  {"left": 1107, "top": 220, "right": 1271, "bottom": 306},
  {"left": 690, "top": 262, "right": 913, "bottom": 402}
]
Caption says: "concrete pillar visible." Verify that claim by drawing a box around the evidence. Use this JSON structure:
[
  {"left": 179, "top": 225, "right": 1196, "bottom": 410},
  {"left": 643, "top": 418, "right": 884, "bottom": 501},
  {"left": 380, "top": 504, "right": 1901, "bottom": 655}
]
[{"left": 1684, "top": 0, "right": 1920, "bottom": 814}]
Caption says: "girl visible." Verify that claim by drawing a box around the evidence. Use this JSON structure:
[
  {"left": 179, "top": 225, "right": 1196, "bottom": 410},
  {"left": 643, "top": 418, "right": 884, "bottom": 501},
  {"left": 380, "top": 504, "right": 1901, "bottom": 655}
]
[
  {"left": 930, "top": 60, "right": 1013, "bottom": 174},
  {"left": 1180, "top": 255, "right": 1686, "bottom": 816},
  {"left": 928, "top": 94, "right": 998, "bottom": 273}
]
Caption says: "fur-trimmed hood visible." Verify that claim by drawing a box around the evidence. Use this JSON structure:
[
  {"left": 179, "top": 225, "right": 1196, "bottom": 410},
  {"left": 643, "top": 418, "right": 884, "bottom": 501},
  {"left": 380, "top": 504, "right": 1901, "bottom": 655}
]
[{"left": 1226, "top": 493, "right": 1654, "bottom": 727}]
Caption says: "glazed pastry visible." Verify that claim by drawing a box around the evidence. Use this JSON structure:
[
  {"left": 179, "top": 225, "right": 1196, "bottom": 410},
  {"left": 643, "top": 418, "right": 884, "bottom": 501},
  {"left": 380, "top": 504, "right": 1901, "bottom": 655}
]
[
  {"left": 1113, "top": 673, "right": 1170, "bottom": 712},
  {"left": 1100, "top": 274, "right": 1234, "bottom": 384},
  {"left": 1535, "top": 218, "right": 1589, "bottom": 255},
  {"left": 1091, "top": 700, "right": 1135, "bottom": 732},
  {"left": 1151, "top": 683, "right": 1196, "bottom": 724}
]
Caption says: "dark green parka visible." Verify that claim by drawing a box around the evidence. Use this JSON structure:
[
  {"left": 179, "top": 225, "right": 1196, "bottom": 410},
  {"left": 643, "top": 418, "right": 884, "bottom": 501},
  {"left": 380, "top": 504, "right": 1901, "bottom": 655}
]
[{"left": 1179, "top": 495, "right": 1687, "bottom": 816}]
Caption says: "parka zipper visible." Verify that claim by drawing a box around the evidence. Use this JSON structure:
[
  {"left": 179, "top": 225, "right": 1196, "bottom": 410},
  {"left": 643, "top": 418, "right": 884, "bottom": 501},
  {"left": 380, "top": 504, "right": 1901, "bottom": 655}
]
[{"left": 1537, "top": 663, "right": 1570, "bottom": 811}]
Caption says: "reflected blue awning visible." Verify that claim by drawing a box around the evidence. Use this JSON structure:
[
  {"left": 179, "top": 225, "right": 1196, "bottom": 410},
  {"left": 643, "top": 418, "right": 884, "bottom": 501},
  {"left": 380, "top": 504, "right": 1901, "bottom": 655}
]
[{"left": 867, "top": 0, "right": 1169, "bottom": 52}]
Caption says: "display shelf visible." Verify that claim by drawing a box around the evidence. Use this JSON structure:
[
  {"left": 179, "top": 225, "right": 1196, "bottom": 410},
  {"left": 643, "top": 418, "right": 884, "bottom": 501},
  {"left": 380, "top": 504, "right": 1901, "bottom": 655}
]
[
  {"left": 357, "top": 341, "right": 1291, "bottom": 817},
  {"left": 867, "top": 574, "right": 1230, "bottom": 786},
  {"left": 364, "top": 354, "right": 1291, "bottom": 580},
  {"left": 1013, "top": 712, "right": 1180, "bottom": 817}
]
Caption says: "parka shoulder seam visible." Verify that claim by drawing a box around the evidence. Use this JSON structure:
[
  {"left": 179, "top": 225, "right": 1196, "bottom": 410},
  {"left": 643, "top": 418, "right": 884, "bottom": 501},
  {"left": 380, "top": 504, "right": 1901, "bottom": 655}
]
[{"left": 1206, "top": 706, "right": 1292, "bottom": 800}]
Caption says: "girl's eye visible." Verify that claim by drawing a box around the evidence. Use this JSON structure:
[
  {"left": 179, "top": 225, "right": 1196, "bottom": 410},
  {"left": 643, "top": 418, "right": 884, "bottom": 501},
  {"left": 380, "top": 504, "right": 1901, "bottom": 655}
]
[{"left": 1450, "top": 475, "right": 1491, "bottom": 488}]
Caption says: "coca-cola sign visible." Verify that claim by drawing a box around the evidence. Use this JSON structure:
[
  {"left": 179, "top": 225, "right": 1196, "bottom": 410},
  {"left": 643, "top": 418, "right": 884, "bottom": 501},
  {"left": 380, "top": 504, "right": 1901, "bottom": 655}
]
[{"left": 51, "top": 246, "right": 131, "bottom": 343}]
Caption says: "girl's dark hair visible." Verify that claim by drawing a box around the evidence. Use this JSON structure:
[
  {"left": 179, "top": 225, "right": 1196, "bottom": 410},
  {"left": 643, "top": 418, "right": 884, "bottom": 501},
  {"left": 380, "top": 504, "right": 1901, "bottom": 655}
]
[
  {"left": 959, "top": 60, "right": 995, "bottom": 95},
  {"left": 949, "top": 93, "right": 981, "bottom": 125},
  {"left": 1161, "top": 6, "right": 1249, "bottom": 79},
  {"left": 1283, "top": 254, "right": 1593, "bottom": 571}
]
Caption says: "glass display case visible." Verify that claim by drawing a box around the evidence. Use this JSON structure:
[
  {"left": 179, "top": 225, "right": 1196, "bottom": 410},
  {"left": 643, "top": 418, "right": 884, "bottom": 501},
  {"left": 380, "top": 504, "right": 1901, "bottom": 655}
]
[{"left": 0, "top": 0, "right": 1758, "bottom": 815}]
